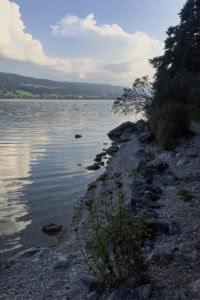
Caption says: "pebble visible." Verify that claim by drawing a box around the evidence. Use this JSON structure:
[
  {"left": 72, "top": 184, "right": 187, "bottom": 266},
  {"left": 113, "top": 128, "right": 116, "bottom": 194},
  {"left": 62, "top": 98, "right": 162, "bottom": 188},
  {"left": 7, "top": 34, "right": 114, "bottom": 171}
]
[
  {"left": 54, "top": 255, "right": 69, "bottom": 270},
  {"left": 75, "top": 134, "right": 82, "bottom": 138}
]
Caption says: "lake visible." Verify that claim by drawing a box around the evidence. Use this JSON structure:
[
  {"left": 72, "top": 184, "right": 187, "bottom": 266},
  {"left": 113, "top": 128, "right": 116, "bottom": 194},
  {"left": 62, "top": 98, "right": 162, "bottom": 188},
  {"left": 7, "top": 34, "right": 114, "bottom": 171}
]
[{"left": 0, "top": 99, "right": 134, "bottom": 259}]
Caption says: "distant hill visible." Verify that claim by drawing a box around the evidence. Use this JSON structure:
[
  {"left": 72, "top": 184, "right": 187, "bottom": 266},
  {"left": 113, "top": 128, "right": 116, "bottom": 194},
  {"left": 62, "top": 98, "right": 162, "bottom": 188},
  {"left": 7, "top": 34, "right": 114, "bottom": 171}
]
[{"left": 0, "top": 72, "right": 124, "bottom": 99}]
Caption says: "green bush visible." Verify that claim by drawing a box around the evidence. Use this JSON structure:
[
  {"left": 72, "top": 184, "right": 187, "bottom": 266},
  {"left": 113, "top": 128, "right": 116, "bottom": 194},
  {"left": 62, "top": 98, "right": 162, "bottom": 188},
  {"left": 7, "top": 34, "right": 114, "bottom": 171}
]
[
  {"left": 149, "top": 102, "right": 190, "bottom": 150},
  {"left": 131, "top": 168, "right": 141, "bottom": 186},
  {"left": 79, "top": 195, "right": 150, "bottom": 288},
  {"left": 140, "top": 149, "right": 156, "bottom": 168}
]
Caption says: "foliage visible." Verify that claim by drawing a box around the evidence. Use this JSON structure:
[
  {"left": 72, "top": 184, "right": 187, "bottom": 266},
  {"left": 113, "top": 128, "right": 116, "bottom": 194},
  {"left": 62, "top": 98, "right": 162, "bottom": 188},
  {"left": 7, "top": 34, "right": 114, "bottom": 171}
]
[
  {"left": 131, "top": 168, "right": 141, "bottom": 187},
  {"left": 112, "top": 76, "right": 154, "bottom": 119},
  {"left": 79, "top": 195, "right": 150, "bottom": 288},
  {"left": 114, "top": 0, "right": 200, "bottom": 122},
  {"left": 149, "top": 103, "right": 190, "bottom": 150},
  {"left": 140, "top": 149, "right": 156, "bottom": 168},
  {"left": 150, "top": 0, "right": 200, "bottom": 109}
]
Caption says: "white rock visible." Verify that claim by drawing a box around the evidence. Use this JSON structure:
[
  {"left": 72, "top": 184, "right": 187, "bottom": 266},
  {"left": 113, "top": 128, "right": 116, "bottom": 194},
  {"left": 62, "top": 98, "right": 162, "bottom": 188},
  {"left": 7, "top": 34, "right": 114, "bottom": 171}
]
[{"left": 177, "top": 158, "right": 187, "bottom": 166}]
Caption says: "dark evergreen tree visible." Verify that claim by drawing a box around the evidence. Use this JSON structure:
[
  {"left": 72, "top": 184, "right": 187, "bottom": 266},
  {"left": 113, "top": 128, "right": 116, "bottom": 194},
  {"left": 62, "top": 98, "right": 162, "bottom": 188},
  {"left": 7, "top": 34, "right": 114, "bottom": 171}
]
[{"left": 150, "top": 0, "right": 200, "bottom": 108}]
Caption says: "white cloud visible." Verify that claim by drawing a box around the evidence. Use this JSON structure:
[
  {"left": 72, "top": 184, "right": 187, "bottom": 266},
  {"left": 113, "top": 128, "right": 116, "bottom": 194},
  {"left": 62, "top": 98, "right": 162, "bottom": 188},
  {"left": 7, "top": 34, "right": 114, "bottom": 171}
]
[
  {"left": 51, "top": 13, "right": 164, "bottom": 84},
  {"left": 0, "top": 0, "right": 100, "bottom": 80},
  {"left": 51, "top": 13, "right": 128, "bottom": 38},
  {"left": 0, "top": 0, "right": 164, "bottom": 85},
  {"left": 0, "top": 0, "right": 75, "bottom": 75}
]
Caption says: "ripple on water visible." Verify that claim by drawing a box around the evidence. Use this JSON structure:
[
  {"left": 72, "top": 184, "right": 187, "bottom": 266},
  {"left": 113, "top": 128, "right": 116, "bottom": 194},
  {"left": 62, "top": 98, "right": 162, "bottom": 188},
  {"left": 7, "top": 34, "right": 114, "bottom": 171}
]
[{"left": 0, "top": 99, "right": 137, "bottom": 257}]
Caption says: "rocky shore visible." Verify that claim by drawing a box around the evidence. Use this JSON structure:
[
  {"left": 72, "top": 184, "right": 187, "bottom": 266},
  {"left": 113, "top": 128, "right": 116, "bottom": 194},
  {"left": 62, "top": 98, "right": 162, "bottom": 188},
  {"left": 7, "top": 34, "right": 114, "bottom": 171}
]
[{"left": 1, "top": 120, "right": 200, "bottom": 300}]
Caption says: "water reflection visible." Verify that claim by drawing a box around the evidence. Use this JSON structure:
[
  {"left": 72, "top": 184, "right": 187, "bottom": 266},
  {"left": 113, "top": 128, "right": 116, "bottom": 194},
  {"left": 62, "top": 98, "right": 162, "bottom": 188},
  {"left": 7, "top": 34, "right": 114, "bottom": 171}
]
[
  {"left": 0, "top": 100, "right": 132, "bottom": 256},
  {"left": 0, "top": 135, "right": 49, "bottom": 253}
]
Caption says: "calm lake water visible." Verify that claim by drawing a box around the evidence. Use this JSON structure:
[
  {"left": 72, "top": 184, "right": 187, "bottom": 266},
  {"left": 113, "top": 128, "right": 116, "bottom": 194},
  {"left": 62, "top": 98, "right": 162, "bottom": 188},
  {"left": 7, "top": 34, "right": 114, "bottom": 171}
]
[{"left": 0, "top": 99, "right": 135, "bottom": 258}]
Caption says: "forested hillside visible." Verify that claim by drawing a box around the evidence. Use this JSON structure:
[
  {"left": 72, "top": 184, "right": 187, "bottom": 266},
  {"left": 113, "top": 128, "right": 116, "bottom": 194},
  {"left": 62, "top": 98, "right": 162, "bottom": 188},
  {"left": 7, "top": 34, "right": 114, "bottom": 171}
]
[{"left": 0, "top": 72, "right": 124, "bottom": 99}]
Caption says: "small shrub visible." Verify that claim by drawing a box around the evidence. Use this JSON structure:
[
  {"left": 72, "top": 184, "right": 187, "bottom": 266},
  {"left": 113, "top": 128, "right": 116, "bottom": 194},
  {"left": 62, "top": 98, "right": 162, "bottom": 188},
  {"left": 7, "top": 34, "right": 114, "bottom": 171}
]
[
  {"left": 149, "top": 103, "right": 190, "bottom": 150},
  {"left": 136, "top": 149, "right": 156, "bottom": 171},
  {"left": 131, "top": 168, "right": 141, "bottom": 186},
  {"left": 141, "top": 149, "right": 156, "bottom": 168},
  {"left": 177, "top": 189, "right": 194, "bottom": 202},
  {"left": 79, "top": 195, "right": 150, "bottom": 288}
]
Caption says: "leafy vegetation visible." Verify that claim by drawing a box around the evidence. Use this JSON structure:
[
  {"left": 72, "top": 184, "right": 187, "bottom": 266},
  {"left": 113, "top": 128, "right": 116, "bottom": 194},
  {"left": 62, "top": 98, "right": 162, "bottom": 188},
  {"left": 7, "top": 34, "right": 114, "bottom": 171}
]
[
  {"left": 131, "top": 168, "right": 141, "bottom": 187},
  {"left": 150, "top": 0, "right": 200, "bottom": 109},
  {"left": 79, "top": 195, "right": 150, "bottom": 288},
  {"left": 140, "top": 149, "right": 156, "bottom": 168},
  {"left": 0, "top": 72, "right": 124, "bottom": 99},
  {"left": 149, "top": 103, "right": 190, "bottom": 150},
  {"left": 113, "top": 0, "right": 200, "bottom": 150},
  {"left": 112, "top": 76, "right": 153, "bottom": 119}
]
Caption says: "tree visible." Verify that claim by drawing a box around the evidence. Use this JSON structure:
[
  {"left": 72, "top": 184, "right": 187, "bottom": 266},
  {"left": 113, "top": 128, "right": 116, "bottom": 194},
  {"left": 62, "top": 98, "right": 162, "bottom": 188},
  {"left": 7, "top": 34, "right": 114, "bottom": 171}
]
[
  {"left": 112, "top": 76, "right": 153, "bottom": 119},
  {"left": 150, "top": 0, "right": 200, "bottom": 108}
]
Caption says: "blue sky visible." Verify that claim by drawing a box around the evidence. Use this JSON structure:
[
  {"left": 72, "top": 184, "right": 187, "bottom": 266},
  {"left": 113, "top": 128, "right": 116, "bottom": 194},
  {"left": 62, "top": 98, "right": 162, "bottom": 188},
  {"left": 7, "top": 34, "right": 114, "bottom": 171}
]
[{"left": 0, "top": 0, "right": 186, "bottom": 86}]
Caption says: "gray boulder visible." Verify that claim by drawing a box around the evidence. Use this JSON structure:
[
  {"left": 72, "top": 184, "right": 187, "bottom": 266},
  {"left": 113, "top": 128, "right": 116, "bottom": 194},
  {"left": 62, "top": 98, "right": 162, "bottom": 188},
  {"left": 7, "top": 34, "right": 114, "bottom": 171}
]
[
  {"left": 54, "top": 255, "right": 69, "bottom": 270},
  {"left": 147, "top": 245, "right": 174, "bottom": 265},
  {"left": 146, "top": 160, "right": 169, "bottom": 173},
  {"left": 109, "top": 284, "right": 151, "bottom": 300},
  {"left": 109, "top": 287, "right": 132, "bottom": 300},
  {"left": 174, "top": 244, "right": 198, "bottom": 264},
  {"left": 80, "top": 275, "right": 103, "bottom": 293},
  {"left": 106, "top": 145, "right": 120, "bottom": 155},
  {"left": 157, "top": 151, "right": 176, "bottom": 161},
  {"left": 134, "top": 284, "right": 152, "bottom": 300},
  {"left": 187, "top": 279, "right": 200, "bottom": 299},
  {"left": 86, "top": 292, "right": 98, "bottom": 300},
  {"left": 42, "top": 222, "right": 62, "bottom": 233},
  {"left": 107, "top": 121, "right": 135, "bottom": 142},
  {"left": 137, "top": 131, "right": 153, "bottom": 143},
  {"left": 174, "top": 290, "right": 186, "bottom": 300},
  {"left": 190, "top": 120, "right": 200, "bottom": 134},
  {"left": 86, "top": 164, "right": 101, "bottom": 171},
  {"left": 148, "top": 242, "right": 198, "bottom": 266},
  {"left": 135, "top": 120, "right": 148, "bottom": 132}
]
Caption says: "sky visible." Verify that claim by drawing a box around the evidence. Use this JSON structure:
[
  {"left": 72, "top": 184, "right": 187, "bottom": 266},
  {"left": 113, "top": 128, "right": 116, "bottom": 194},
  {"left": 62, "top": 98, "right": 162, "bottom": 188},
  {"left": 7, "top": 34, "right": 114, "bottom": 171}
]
[{"left": 0, "top": 0, "right": 186, "bottom": 86}]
